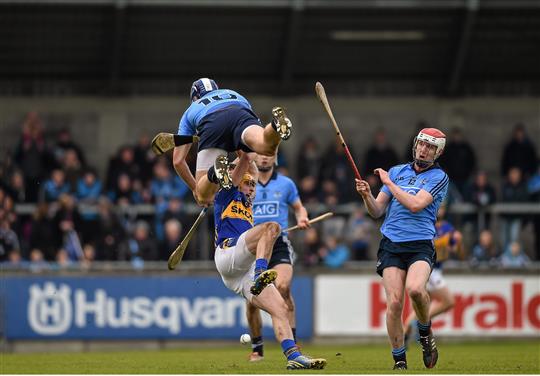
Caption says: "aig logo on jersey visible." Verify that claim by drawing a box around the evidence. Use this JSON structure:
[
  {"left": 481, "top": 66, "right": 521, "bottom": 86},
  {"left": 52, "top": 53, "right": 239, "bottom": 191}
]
[{"left": 253, "top": 201, "right": 279, "bottom": 218}]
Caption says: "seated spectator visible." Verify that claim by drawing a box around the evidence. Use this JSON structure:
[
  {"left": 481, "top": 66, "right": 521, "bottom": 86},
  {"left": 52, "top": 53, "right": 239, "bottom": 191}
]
[
  {"left": 299, "top": 176, "right": 321, "bottom": 204},
  {"left": 29, "top": 203, "right": 57, "bottom": 261},
  {"left": 499, "top": 241, "right": 530, "bottom": 268},
  {"left": 42, "top": 169, "right": 70, "bottom": 202},
  {"left": 95, "top": 197, "right": 126, "bottom": 260},
  {"left": 500, "top": 167, "right": 529, "bottom": 248},
  {"left": 296, "top": 137, "right": 322, "bottom": 181},
  {"left": 3, "top": 249, "right": 26, "bottom": 268},
  {"left": 319, "top": 236, "right": 350, "bottom": 268},
  {"left": 53, "top": 127, "right": 86, "bottom": 168},
  {"left": 528, "top": 163, "right": 540, "bottom": 260},
  {"left": 29, "top": 248, "right": 49, "bottom": 273},
  {"left": 105, "top": 145, "right": 140, "bottom": 191},
  {"left": 53, "top": 194, "right": 84, "bottom": 261},
  {"left": 0, "top": 210, "right": 20, "bottom": 262},
  {"left": 160, "top": 219, "right": 183, "bottom": 261},
  {"left": 118, "top": 220, "right": 159, "bottom": 267},
  {"left": 320, "top": 139, "right": 358, "bottom": 203},
  {"left": 471, "top": 229, "right": 499, "bottom": 266},
  {"left": 3, "top": 169, "right": 26, "bottom": 203},
  {"left": 108, "top": 173, "right": 143, "bottom": 205},
  {"left": 81, "top": 243, "right": 96, "bottom": 270},
  {"left": 363, "top": 127, "right": 399, "bottom": 192},
  {"left": 133, "top": 133, "right": 156, "bottom": 185},
  {"left": 76, "top": 168, "right": 102, "bottom": 202},
  {"left": 345, "top": 206, "right": 373, "bottom": 261},
  {"left": 463, "top": 170, "right": 497, "bottom": 231},
  {"left": 501, "top": 123, "right": 538, "bottom": 180},
  {"left": 55, "top": 248, "right": 73, "bottom": 269}
]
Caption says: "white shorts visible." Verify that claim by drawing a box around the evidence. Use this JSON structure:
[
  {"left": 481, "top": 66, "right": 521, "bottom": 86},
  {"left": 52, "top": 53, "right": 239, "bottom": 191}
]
[
  {"left": 214, "top": 232, "right": 256, "bottom": 301},
  {"left": 196, "top": 148, "right": 226, "bottom": 171},
  {"left": 427, "top": 268, "right": 447, "bottom": 292}
]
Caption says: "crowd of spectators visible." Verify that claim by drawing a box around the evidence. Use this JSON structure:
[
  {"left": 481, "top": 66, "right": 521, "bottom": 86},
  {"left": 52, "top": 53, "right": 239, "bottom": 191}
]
[{"left": 0, "top": 112, "right": 538, "bottom": 271}]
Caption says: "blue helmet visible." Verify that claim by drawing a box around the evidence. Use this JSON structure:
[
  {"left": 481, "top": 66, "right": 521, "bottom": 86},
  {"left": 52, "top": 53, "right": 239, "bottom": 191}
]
[{"left": 190, "top": 78, "right": 218, "bottom": 101}]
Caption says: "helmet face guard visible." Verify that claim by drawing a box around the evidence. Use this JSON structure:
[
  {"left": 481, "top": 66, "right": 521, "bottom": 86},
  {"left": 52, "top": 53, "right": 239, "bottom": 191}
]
[
  {"left": 412, "top": 128, "right": 446, "bottom": 168},
  {"left": 190, "top": 78, "right": 218, "bottom": 101}
]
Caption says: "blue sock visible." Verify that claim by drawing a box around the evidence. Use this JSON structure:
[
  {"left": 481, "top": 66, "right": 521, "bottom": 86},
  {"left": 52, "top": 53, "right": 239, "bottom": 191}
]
[
  {"left": 254, "top": 258, "right": 268, "bottom": 279},
  {"left": 417, "top": 320, "right": 431, "bottom": 337},
  {"left": 281, "top": 339, "right": 301, "bottom": 360},
  {"left": 392, "top": 346, "right": 406, "bottom": 363}
]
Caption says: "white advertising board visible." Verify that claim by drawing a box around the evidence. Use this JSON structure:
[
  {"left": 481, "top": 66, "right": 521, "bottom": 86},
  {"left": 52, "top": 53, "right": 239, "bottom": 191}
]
[{"left": 315, "top": 275, "right": 540, "bottom": 336}]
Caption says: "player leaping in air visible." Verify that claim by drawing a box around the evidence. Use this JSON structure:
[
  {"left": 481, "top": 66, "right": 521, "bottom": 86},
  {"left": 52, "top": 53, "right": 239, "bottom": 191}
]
[
  {"left": 211, "top": 151, "right": 326, "bottom": 370},
  {"left": 156, "top": 78, "right": 292, "bottom": 206},
  {"left": 355, "top": 128, "right": 448, "bottom": 370}
]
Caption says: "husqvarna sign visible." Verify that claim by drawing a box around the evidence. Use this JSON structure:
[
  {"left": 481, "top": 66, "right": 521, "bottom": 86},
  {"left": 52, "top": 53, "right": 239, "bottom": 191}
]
[{"left": 2, "top": 276, "right": 313, "bottom": 339}]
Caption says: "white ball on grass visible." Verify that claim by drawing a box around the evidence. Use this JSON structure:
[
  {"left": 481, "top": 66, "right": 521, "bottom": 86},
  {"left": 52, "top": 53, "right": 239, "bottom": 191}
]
[{"left": 240, "top": 333, "right": 251, "bottom": 345}]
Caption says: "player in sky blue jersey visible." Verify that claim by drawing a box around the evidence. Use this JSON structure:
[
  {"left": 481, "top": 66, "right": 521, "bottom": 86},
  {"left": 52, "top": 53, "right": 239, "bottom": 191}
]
[
  {"left": 356, "top": 127, "right": 449, "bottom": 370},
  {"left": 244, "top": 153, "right": 309, "bottom": 362},
  {"left": 212, "top": 152, "right": 326, "bottom": 370},
  {"left": 171, "top": 78, "right": 293, "bottom": 207}
]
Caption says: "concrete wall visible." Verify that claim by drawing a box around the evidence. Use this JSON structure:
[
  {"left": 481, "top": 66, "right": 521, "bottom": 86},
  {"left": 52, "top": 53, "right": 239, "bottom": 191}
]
[{"left": 1, "top": 96, "right": 539, "bottom": 180}]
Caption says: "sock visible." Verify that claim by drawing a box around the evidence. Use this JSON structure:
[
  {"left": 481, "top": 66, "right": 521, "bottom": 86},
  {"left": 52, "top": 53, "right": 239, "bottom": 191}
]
[
  {"left": 417, "top": 320, "right": 432, "bottom": 337},
  {"left": 281, "top": 339, "right": 301, "bottom": 361},
  {"left": 207, "top": 166, "right": 218, "bottom": 184},
  {"left": 392, "top": 346, "right": 406, "bottom": 363},
  {"left": 254, "top": 258, "right": 268, "bottom": 280},
  {"left": 292, "top": 328, "right": 297, "bottom": 343},
  {"left": 251, "top": 336, "right": 263, "bottom": 356}
]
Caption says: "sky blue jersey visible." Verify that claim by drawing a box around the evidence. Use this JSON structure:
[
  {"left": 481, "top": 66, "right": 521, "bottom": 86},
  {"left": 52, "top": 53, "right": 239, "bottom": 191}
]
[
  {"left": 177, "top": 89, "right": 253, "bottom": 136},
  {"left": 380, "top": 163, "right": 449, "bottom": 242},
  {"left": 253, "top": 171, "right": 300, "bottom": 235}
]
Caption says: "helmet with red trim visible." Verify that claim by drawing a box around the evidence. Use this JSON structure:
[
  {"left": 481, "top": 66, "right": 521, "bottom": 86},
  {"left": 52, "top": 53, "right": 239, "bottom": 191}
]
[
  {"left": 190, "top": 78, "right": 218, "bottom": 102},
  {"left": 412, "top": 128, "right": 446, "bottom": 168}
]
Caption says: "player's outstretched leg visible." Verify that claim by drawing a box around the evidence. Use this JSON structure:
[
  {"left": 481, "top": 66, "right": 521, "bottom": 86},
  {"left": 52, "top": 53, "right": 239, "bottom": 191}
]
[
  {"left": 419, "top": 327, "right": 438, "bottom": 368},
  {"left": 250, "top": 269, "right": 277, "bottom": 296},
  {"left": 271, "top": 107, "right": 292, "bottom": 140}
]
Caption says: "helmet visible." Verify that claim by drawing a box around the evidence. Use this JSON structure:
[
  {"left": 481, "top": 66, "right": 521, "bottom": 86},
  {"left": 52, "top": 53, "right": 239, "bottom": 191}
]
[
  {"left": 190, "top": 78, "right": 218, "bottom": 101},
  {"left": 240, "top": 173, "right": 256, "bottom": 187},
  {"left": 412, "top": 128, "right": 446, "bottom": 168}
]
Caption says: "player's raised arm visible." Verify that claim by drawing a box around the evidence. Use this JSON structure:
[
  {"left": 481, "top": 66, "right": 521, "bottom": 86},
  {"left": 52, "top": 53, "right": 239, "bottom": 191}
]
[
  {"left": 231, "top": 152, "right": 258, "bottom": 187},
  {"left": 173, "top": 144, "right": 196, "bottom": 192},
  {"left": 355, "top": 178, "right": 390, "bottom": 218}
]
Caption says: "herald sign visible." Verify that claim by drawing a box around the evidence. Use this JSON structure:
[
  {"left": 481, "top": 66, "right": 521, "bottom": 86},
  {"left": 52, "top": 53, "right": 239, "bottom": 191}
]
[{"left": 315, "top": 275, "right": 540, "bottom": 336}]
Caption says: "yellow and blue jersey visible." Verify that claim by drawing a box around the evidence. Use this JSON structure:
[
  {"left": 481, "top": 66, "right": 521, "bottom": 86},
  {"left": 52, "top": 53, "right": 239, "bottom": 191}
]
[
  {"left": 380, "top": 163, "right": 449, "bottom": 243},
  {"left": 214, "top": 186, "right": 253, "bottom": 248},
  {"left": 178, "top": 89, "right": 253, "bottom": 136},
  {"left": 253, "top": 171, "right": 299, "bottom": 235},
  {"left": 433, "top": 220, "right": 455, "bottom": 268}
]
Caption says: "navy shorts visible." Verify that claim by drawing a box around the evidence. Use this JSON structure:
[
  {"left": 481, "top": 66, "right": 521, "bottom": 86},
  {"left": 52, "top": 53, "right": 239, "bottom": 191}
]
[
  {"left": 376, "top": 236, "right": 436, "bottom": 277},
  {"left": 269, "top": 235, "right": 294, "bottom": 269},
  {"left": 197, "top": 105, "right": 262, "bottom": 153}
]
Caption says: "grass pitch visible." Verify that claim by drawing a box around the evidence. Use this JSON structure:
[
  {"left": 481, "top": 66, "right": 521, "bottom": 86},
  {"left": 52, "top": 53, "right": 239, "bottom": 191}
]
[{"left": 1, "top": 341, "right": 539, "bottom": 374}]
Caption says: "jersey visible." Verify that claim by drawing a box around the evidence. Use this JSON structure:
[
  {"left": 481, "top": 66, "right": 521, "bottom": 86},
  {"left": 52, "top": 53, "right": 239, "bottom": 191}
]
[
  {"left": 214, "top": 186, "right": 253, "bottom": 248},
  {"left": 178, "top": 89, "right": 253, "bottom": 136},
  {"left": 253, "top": 171, "right": 300, "bottom": 235},
  {"left": 433, "top": 220, "right": 455, "bottom": 268},
  {"left": 380, "top": 163, "right": 449, "bottom": 243}
]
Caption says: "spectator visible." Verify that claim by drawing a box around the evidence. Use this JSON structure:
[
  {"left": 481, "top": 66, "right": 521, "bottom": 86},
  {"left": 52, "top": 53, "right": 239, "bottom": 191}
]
[
  {"left": 108, "top": 173, "right": 143, "bottom": 205},
  {"left": 95, "top": 197, "right": 126, "bottom": 260},
  {"left": 29, "top": 248, "right": 49, "bottom": 272},
  {"left": 0, "top": 210, "right": 20, "bottom": 262},
  {"left": 500, "top": 167, "right": 529, "bottom": 248},
  {"left": 470, "top": 229, "right": 499, "bottom": 266},
  {"left": 160, "top": 218, "right": 183, "bottom": 261},
  {"left": 302, "top": 227, "right": 324, "bottom": 267},
  {"left": 133, "top": 133, "right": 156, "bottom": 185},
  {"left": 53, "top": 128, "right": 86, "bottom": 168},
  {"left": 162, "top": 197, "right": 189, "bottom": 235},
  {"left": 4, "top": 249, "right": 26, "bottom": 268},
  {"left": 118, "top": 220, "right": 159, "bottom": 266},
  {"left": 76, "top": 168, "right": 102, "bottom": 203},
  {"left": 320, "top": 139, "right": 358, "bottom": 203},
  {"left": 29, "top": 203, "right": 57, "bottom": 261},
  {"left": 81, "top": 243, "right": 96, "bottom": 270},
  {"left": 61, "top": 148, "right": 83, "bottom": 190},
  {"left": 42, "top": 169, "right": 70, "bottom": 203},
  {"left": 501, "top": 123, "right": 538, "bottom": 179},
  {"left": 463, "top": 170, "right": 497, "bottom": 231},
  {"left": 3, "top": 169, "right": 26, "bottom": 203},
  {"left": 296, "top": 137, "right": 322, "bottom": 181},
  {"left": 527, "top": 163, "right": 540, "bottom": 260},
  {"left": 345, "top": 206, "right": 373, "bottom": 261},
  {"left": 55, "top": 248, "right": 72, "bottom": 269},
  {"left": 298, "top": 176, "right": 321, "bottom": 204},
  {"left": 319, "top": 236, "right": 350, "bottom": 268},
  {"left": 52, "top": 194, "right": 83, "bottom": 260},
  {"left": 363, "top": 128, "right": 399, "bottom": 191},
  {"left": 438, "top": 127, "right": 477, "bottom": 195},
  {"left": 14, "top": 112, "right": 54, "bottom": 201},
  {"left": 499, "top": 241, "right": 531, "bottom": 268},
  {"left": 105, "top": 145, "right": 140, "bottom": 191}
]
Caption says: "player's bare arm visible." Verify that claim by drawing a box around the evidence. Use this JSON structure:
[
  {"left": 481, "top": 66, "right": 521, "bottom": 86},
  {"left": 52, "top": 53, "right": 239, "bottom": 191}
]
[
  {"left": 355, "top": 178, "right": 390, "bottom": 218},
  {"left": 231, "top": 152, "right": 258, "bottom": 187},
  {"left": 291, "top": 200, "right": 309, "bottom": 229},
  {"left": 375, "top": 168, "right": 434, "bottom": 213},
  {"left": 173, "top": 143, "right": 196, "bottom": 192}
]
